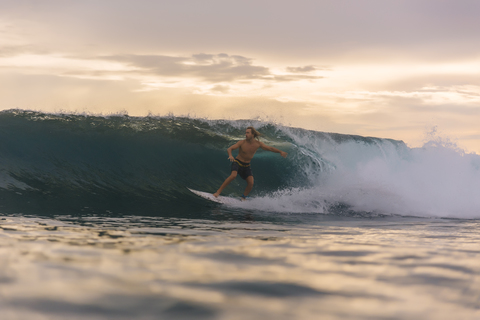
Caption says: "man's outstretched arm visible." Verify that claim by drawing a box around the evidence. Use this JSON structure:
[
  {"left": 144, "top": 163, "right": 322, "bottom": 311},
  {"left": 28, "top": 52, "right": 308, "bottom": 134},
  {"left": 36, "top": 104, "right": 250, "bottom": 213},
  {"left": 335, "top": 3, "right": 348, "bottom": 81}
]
[{"left": 259, "top": 141, "right": 288, "bottom": 158}]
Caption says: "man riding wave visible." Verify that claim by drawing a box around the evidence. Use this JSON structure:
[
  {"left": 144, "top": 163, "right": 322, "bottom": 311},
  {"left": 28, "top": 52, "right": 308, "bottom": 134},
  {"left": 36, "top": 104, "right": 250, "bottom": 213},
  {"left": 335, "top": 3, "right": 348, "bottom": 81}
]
[{"left": 213, "top": 126, "right": 288, "bottom": 200}]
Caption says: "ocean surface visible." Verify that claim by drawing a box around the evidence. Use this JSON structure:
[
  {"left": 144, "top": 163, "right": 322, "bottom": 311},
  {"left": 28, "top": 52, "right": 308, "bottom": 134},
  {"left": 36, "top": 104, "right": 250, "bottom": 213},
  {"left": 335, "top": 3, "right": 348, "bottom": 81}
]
[{"left": 0, "top": 109, "right": 479, "bottom": 319}]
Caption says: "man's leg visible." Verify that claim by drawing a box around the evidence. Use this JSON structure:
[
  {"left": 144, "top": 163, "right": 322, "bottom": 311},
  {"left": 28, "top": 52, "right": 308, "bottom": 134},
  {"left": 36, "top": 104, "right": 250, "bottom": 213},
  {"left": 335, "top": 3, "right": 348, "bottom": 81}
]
[
  {"left": 243, "top": 176, "right": 254, "bottom": 197},
  {"left": 213, "top": 171, "right": 237, "bottom": 197}
]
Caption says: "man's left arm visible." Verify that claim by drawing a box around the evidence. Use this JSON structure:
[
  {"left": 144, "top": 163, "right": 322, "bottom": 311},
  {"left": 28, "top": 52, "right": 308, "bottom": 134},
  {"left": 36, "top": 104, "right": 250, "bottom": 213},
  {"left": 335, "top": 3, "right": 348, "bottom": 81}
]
[{"left": 259, "top": 141, "right": 288, "bottom": 158}]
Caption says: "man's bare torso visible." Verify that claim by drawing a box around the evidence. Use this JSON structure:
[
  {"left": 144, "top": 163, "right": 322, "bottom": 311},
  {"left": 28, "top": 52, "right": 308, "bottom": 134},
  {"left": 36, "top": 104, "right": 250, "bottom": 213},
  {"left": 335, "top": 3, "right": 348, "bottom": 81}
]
[
  {"left": 213, "top": 127, "right": 287, "bottom": 198},
  {"left": 236, "top": 139, "right": 261, "bottom": 162}
]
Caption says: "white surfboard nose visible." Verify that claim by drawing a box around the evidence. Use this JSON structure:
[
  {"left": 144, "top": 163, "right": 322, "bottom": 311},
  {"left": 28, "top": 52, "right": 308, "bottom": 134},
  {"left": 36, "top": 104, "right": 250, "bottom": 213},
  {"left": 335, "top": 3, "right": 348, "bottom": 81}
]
[{"left": 188, "top": 188, "right": 242, "bottom": 204}]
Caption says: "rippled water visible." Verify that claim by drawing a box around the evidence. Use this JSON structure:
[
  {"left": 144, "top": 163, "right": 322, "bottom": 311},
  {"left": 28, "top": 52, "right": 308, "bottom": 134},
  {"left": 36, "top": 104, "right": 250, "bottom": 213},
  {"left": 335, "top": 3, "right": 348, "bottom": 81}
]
[{"left": 1, "top": 211, "right": 479, "bottom": 320}]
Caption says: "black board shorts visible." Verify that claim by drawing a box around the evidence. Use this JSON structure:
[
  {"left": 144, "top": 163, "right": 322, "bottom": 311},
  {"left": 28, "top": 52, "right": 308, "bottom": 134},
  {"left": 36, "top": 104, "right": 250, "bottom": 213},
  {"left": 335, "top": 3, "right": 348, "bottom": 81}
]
[{"left": 231, "top": 158, "right": 253, "bottom": 180}]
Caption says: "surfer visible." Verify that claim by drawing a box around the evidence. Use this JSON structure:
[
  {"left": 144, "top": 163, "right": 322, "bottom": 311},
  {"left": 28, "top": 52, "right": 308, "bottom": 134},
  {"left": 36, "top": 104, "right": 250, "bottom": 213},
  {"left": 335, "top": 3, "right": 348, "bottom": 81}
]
[{"left": 213, "top": 126, "right": 288, "bottom": 200}]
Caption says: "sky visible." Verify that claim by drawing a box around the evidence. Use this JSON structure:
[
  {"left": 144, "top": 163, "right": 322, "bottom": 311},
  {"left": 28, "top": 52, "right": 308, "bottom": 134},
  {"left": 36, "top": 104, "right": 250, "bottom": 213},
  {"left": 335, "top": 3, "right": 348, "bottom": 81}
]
[{"left": 1, "top": 0, "right": 479, "bottom": 153}]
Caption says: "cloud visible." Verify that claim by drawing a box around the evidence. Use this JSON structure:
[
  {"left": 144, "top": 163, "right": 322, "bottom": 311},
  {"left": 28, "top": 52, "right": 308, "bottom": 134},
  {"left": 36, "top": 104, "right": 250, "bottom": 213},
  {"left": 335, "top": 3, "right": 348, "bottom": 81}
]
[
  {"left": 286, "top": 65, "right": 317, "bottom": 73},
  {"left": 99, "top": 53, "right": 324, "bottom": 84},
  {"left": 210, "top": 84, "right": 230, "bottom": 93},
  {"left": 273, "top": 75, "right": 323, "bottom": 82},
  {"left": 100, "top": 53, "right": 268, "bottom": 82}
]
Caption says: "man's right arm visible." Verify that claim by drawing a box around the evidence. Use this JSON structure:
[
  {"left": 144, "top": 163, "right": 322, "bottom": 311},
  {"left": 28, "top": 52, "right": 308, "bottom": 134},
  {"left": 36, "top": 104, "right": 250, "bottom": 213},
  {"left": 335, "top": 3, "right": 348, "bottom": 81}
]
[{"left": 227, "top": 141, "right": 242, "bottom": 161}]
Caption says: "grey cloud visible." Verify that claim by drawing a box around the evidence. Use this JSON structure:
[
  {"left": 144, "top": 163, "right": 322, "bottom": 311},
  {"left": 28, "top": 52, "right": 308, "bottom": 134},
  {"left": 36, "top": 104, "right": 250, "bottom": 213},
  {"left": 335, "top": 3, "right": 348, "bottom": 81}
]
[
  {"left": 286, "top": 66, "right": 317, "bottom": 73},
  {"left": 274, "top": 75, "right": 324, "bottom": 82},
  {"left": 100, "top": 53, "right": 323, "bottom": 83},
  {"left": 210, "top": 84, "right": 230, "bottom": 93},
  {"left": 192, "top": 53, "right": 251, "bottom": 65}
]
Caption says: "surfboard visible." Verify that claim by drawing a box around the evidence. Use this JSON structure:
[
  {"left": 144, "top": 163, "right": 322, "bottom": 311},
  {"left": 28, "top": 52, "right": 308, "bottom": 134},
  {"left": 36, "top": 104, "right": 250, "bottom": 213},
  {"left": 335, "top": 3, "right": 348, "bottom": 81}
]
[{"left": 188, "top": 188, "right": 242, "bottom": 205}]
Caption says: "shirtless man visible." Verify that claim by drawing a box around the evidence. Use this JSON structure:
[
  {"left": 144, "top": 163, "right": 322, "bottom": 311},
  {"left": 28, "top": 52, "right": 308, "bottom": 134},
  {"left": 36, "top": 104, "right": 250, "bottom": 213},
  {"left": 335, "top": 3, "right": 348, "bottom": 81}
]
[{"left": 213, "top": 126, "right": 288, "bottom": 199}]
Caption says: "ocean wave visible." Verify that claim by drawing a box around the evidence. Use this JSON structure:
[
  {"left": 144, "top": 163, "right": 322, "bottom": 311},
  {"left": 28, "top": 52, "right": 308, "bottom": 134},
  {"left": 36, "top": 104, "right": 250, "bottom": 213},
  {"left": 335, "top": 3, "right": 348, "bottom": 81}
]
[{"left": 0, "top": 109, "right": 478, "bottom": 218}]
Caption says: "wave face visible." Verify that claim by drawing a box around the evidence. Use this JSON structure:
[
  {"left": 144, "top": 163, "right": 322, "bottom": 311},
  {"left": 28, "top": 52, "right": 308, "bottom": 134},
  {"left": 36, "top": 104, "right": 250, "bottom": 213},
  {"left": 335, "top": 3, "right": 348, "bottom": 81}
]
[{"left": 0, "top": 110, "right": 479, "bottom": 218}]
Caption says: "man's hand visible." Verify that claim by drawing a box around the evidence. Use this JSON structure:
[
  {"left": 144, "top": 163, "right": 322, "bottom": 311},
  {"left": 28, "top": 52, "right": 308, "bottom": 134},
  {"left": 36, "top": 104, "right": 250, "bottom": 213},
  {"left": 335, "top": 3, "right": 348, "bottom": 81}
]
[
  {"left": 280, "top": 151, "right": 288, "bottom": 158},
  {"left": 228, "top": 155, "right": 235, "bottom": 162}
]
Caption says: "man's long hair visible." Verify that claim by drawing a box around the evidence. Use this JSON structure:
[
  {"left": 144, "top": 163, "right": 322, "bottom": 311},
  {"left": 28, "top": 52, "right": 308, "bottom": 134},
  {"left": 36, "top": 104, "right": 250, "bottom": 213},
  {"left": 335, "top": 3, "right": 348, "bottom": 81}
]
[{"left": 247, "top": 126, "right": 261, "bottom": 140}]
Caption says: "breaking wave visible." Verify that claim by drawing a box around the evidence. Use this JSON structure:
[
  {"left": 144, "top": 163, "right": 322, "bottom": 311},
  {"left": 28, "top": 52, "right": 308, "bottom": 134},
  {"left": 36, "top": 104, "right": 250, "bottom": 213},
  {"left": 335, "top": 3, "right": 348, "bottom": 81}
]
[{"left": 0, "top": 109, "right": 478, "bottom": 218}]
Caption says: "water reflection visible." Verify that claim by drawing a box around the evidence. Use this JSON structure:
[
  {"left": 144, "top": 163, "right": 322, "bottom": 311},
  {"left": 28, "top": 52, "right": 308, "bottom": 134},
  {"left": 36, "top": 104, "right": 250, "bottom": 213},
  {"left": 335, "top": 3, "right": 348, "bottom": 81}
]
[{"left": 1, "top": 213, "right": 479, "bottom": 320}]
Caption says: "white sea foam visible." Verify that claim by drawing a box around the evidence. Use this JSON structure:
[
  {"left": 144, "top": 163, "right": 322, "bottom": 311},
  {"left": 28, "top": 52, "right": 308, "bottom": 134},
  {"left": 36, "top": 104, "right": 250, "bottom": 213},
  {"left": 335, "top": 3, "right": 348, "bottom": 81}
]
[{"left": 240, "top": 129, "right": 480, "bottom": 219}]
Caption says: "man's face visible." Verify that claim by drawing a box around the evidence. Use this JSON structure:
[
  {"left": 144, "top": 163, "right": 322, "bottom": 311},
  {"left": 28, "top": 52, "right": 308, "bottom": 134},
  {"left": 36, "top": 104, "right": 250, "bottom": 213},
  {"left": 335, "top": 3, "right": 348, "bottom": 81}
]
[{"left": 245, "top": 129, "right": 253, "bottom": 139}]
